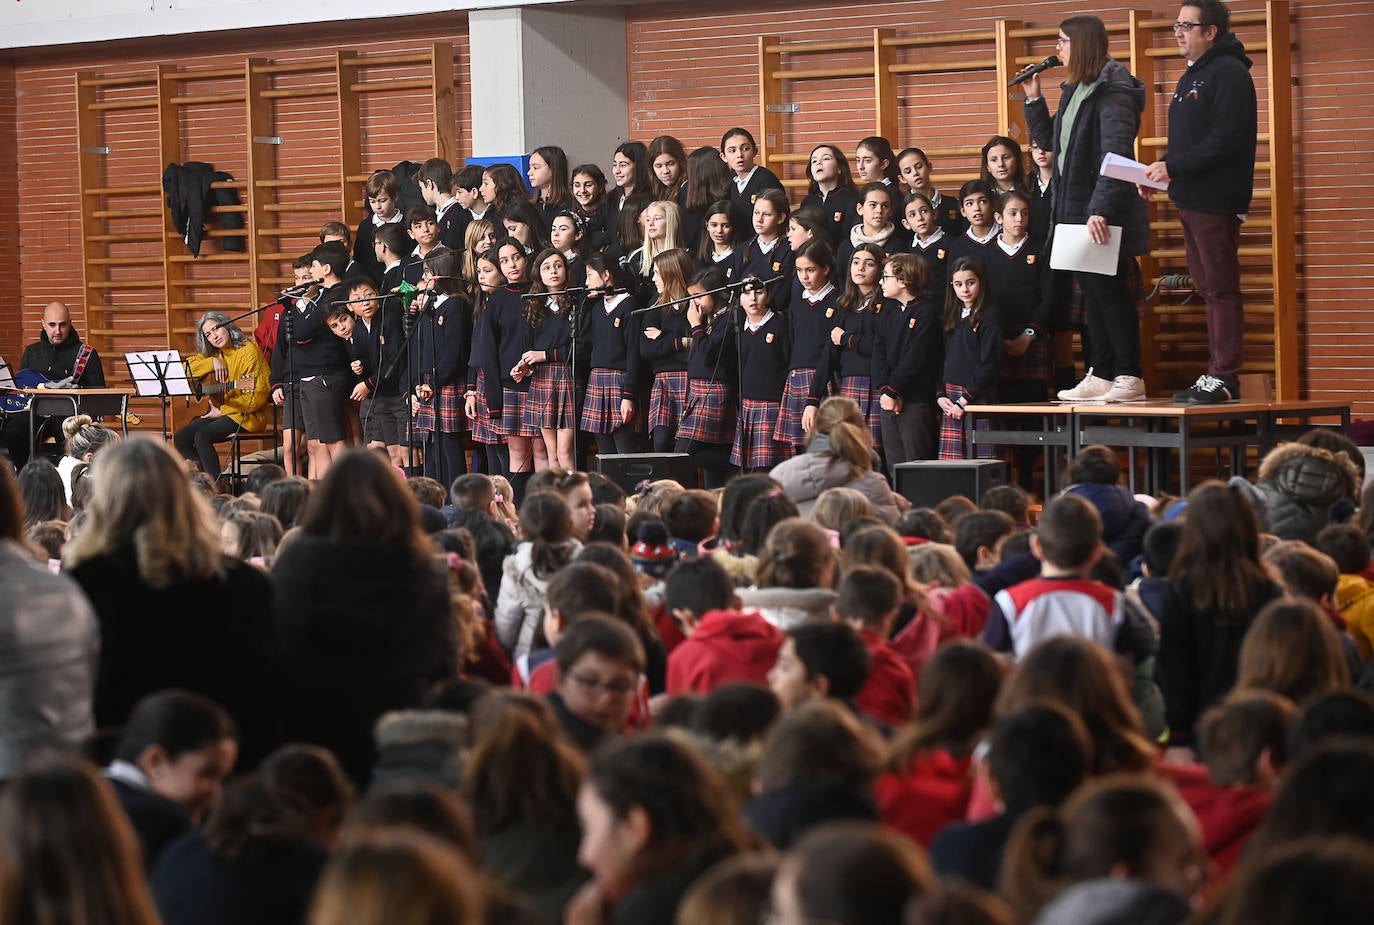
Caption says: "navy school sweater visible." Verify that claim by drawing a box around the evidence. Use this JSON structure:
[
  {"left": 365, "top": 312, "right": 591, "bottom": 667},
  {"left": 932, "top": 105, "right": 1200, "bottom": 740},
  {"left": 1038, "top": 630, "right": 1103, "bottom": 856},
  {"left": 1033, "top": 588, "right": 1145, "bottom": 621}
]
[
  {"left": 940, "top": 305, "right": 1003, "bottom": 402},
  {"left": 873, "top": 297, "right": 943, "bottom": 405},
  {"left": 737, "top": 312, "right": 791, "bottom": 403}
]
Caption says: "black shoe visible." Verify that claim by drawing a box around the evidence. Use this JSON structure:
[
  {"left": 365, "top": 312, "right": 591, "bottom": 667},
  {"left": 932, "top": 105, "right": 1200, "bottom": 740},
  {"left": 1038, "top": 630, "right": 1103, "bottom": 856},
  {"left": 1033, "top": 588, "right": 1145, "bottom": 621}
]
[{"left": 1173, "top": 374, "right": 1236, "bottom": 404}]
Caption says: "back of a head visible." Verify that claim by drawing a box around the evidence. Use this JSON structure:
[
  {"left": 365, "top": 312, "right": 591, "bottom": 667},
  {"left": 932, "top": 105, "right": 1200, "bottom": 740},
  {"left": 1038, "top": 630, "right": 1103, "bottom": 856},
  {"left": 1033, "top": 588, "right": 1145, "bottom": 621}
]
[
  {"left": 115, "top": 688, "right": 238, "bottom": 764},
  {"left": 812, "top": 397, "right": 874, "bottom": 477},
  {"left": 0, "top": 460, "right": 22, "bottom": 542},
  {"left": 344, "top": 783, "right": 476, "bottom": 858},
  {"left": 738, "top": 492, "right": 801, "bottom": 557},
  {"left": 1236, "top": 597, "right": 1349, "bottom": 706},
  {"left": 258, "top": 476, "right": 312, "bottom": 529},
  {"left": 1197, "top": 691, "right": 1299, "bottom": 787},
  {"left": 756, "top": 699, "right": 883, "bottom": 791},
  {"left": 1140, "top": 521, "right": 1183, "bottom": 577},
  {"left": 1035, "top": 494, "right": 1103, "bottom": 571},
  {"left": 998, "top": 636, "right": 1153, "bottom": 774},
  {"left": 1213, "top": 837, "right": 1374, "bottom": 925},
  {"left": 463, "top": 692, "right": 582, "bottom": 835},
  {"left": 812, "top": 487, "right": 872, "bottom": 532},
  {"left": 664, "top": 489, "right": 718, "bottom": 543},
  {"left": 1262, "top": 539, "right": 1339, "bottom": 602},
  {"left": 935, "top": 495, "right": 978, "bottom": 527},
  {"left": 1315, "top": 523, "right": 1371, "bottom": 575},
  {"left": 243, "top": 463, "right": 287, "bottom": 498},
  {"left": 692, "top": 683, "right": 781, "bottom": 744},
  {"left": 1067, "top": 444, "right": 1121, "bottom": 485},
  {"left": 906, "top": 884, "right": 1014, "bottom": 925},
  {"left": 19, "top": 461, "right": 66, "bottom": 530},
  {"left": 895, "top": 639, "right": 1002, "bottom": 761},
  {"left": 546, "top": 560, "right": 621, "bottom": 624},
  {"left": 835, "top": 565, "right": 902, "bottom": 630},
  {"left": 788, "top": 622, "right": 871, "bottom": 702},
  {"left": 718, "top": 474, "right": 782, "bottom": 547},
  {"left": 988, "top": 702, "right": 1091, "bottom": 810},
  {"left": 0, "top": 755, "right": 159, "bottom": 925},
  {"left": 308, "top": 832, "right": 484, "bottom": 925},
  {"left": 981, "top": 485, "right": 1031, "bottom": 523},
  {"left": 907, "top": 542, "right": 972, "bottom": 587},
  {"left": 1251, "top": 739, "right": 1374, "bottom": 850},
  {"left": 1295, "top": 426, "right": 1364, "bottom": 486},
  {"left": 449, "top": 473, "right": 494, "bottom": 511},
  {"left": 260, "top": 743, "right": 355, "bottom": 821},
  {"left": 675, "top": 853, "right": 779, "bottom": 925},
  {"left": 895, "top": 507, "right": 952, "bottom": 545},
  {"left": 757, "top": 518, "right": 836, "bottom": 589},
  {"left": 301, "top": 449, "right": 425, "bottom": 550},
  {"left": 1290, "top": 689, "right": 1374, "bottom": 758},
  {"left": 664, "top": 555, "right": 735, "bottom": 616},
  {"left": 954, "top": 510, "right": 1015, "bottom": 571},
  {"left": 785, "top": 821, "right": 935, "bottom": 925}
]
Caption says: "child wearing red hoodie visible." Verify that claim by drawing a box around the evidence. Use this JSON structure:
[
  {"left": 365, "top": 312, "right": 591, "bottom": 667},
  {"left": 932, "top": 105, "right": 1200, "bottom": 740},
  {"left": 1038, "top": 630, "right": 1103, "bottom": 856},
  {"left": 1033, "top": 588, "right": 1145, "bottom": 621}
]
[
  {"left": 838, "top": 565, "right": 916, "bottom": 727},
  {"left": 1175, "top": 691, "right": 1296, "bottom": 881},
  {"left": 665, "top": 556, "right": 784, "bottom": 695}
]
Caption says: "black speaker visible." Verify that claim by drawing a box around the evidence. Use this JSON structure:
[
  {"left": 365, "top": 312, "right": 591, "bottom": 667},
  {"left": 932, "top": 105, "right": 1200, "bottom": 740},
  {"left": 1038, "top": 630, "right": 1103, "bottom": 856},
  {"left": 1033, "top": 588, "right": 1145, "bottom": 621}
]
[
  {"left": 595, "top": 453, "right": 699, "bottom": 493},
  {"left": 891, "top": 459, "right": 1007, "bottom": 508}
]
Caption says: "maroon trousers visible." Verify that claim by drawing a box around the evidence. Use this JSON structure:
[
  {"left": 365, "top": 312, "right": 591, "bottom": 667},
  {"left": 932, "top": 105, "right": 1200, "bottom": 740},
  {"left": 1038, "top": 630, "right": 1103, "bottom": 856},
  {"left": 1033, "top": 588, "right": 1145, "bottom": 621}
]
[{"left": 1178, "top": 208, "right": 1244, "bottom": 385}]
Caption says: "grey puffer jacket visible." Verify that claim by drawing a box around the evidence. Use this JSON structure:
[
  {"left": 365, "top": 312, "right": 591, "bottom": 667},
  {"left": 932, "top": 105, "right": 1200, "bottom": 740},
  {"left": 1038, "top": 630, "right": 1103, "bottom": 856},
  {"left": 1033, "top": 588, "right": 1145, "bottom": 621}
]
[
  {"left": 1252, "top": 442, "right": 1360, "bottom": 544},
  {"left": 1024, "top": 57, "right": 1151, "bottom": 258},
  {"left": 0, "top": 540, "right": 99, "bottom": 780},
  {"left": 768, "top": 434, "right": 902, "bottom": 524}
]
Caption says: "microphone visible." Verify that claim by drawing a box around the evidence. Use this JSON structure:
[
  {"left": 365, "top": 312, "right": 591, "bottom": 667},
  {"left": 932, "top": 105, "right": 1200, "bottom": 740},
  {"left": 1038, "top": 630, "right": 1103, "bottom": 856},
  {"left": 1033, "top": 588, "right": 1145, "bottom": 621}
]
[
  {"left": 1007, "top": 54, "right": 1060, "bottom": 87},
  {"left": 281, "top": 279, "right": 322, "bottom": 296}
]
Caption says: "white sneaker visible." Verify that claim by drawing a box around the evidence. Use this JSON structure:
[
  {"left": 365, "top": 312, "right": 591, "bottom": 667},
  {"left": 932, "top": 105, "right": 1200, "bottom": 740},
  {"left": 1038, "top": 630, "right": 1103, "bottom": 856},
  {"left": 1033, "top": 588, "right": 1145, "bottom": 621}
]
[
  {"left": 1103, "top": 375, "right": 1147, "bottom": 402},
  {"left": 1056, "top": 370, "right": 1113, "bottom": 401}
]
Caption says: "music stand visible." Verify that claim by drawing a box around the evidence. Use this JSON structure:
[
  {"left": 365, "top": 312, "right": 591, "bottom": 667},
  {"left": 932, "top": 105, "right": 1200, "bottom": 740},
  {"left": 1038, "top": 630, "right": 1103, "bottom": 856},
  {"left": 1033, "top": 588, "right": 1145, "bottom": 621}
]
[
  {"left": 127, "top": 350, "right": 192, "bottom": 442},
  {"left": 0, "top": 357, "right": 14, "bottom": 392}
]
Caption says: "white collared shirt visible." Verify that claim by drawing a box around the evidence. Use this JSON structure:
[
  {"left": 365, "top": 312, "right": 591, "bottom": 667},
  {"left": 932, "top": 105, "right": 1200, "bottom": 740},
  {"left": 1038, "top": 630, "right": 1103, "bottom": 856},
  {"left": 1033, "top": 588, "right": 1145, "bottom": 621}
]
[
  {"left": 733, "top": 166, "right": 760, "bottom": 192},
  {"left": 803, "top": 282, "right": 836, "bottom": 303},
  {"left": 745, "top": 310, "right": 775, "bottom": 332},
  {"left": 997, "top": 235, "right": 1029, "bottom": 256}
]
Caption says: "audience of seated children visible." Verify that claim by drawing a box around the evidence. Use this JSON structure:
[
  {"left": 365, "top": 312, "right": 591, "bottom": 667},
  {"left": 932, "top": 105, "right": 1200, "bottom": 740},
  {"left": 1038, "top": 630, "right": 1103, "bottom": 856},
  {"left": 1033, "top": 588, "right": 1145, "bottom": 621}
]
[
  {"left": 665, "top": 555, "right": 783, "bottom": 695},
  {"left": 767, "top": 621, "right": 871, "bottom": 712},
  {"left": 1060, "top": 444, "right": 1153, "bottom": 563},
  {"left": 1315, "top": 523, "right": 1374, "bottom": 659},
  {"left": 836, "top": 565, "right": 916, "bottom": 727}
]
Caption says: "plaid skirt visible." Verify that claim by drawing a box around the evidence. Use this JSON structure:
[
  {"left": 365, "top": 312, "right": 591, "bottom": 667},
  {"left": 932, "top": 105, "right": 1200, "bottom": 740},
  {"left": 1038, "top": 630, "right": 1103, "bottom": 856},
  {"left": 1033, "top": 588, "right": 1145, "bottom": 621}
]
[
  {"left": 773, "top": 368, "right": 816, "bottom": 446},
  {"left": 731, "top": 398, "right": 786, "bottom": 469},
  {"left": 1001, "top": 335, "right": 1051, "bottom": 385},
  {"left": 649, "top": 370, "right": 689, "bottom": 432},
  {"left": 838, "top": 375, "right": 882, "bottom": 446},
  {"left": 583, "top": 367, "right": 629, "bottom": 434},
  {"left": 413, "top": 391, "right": 434, "bottom": 437},
  {"left": 938, "top": 382, "right": 993, "bottom": 461},
  {"left": 679, "top": 379, "right": 736, "bottom": 444},
  {"left": 498, "top": 386, "right": 540, "bottom": 437},
  {"left": 523, "top": 362, "right": 576, "bottom": 431},
  {"left": 435, "top": 384, "right": 463, "bottom": 434},
  {"left": 469, "top": 369, "right": 500, "bottom": 444}
]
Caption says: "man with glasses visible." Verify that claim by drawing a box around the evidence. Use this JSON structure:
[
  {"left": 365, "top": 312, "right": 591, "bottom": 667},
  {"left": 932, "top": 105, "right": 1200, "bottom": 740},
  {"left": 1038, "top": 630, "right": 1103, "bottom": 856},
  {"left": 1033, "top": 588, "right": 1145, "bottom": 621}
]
[{"left": 1145, "top": 1, "right": 1258, "bottom": 404}]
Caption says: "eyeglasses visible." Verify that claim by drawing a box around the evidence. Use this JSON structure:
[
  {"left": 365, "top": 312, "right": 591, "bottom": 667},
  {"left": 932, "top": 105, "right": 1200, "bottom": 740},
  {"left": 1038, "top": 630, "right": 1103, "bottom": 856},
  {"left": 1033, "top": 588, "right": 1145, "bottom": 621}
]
[
  {"left": 1172, "top": 21, "right": 1203, "bottom": 33},
  {"left": 568, "top": 672, "right": 637, "bottom": 697},
  {"left": 1054, "top": 36, "right": 1070, "bottom": 46},
  {"left": 879, "top": 273, "right": 896, "bottom": 281}
]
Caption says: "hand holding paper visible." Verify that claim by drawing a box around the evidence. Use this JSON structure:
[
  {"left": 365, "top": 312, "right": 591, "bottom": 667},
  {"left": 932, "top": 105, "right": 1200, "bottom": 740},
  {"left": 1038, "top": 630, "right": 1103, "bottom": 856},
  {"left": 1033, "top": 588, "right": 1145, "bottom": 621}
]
[
  {"left": 1100, "top": 152, "right": 1169, "bottom": 191},
  {"left": 1050, "top": 223, "right": 1123, "bottom": 275}
]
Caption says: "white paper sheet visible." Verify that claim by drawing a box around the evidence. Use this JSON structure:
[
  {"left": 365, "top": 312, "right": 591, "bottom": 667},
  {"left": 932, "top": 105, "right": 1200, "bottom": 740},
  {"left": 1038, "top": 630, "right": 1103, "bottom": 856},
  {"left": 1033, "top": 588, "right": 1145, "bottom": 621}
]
[
  {"left": 1050, "top": 223, "right": 1123, "bottom": 275},
  {"left": 126, "top": 350, "right": 193, "bottom": 397},
  {"left": 1100, "top": 152, "right": 1169, "bottom": 191}
]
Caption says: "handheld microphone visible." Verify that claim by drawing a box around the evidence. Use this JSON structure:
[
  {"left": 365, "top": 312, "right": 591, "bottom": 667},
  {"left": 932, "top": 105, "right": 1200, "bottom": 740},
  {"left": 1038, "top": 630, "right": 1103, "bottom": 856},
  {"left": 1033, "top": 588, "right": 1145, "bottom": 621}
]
[
  {"left": 281, "top": 279, "right": 322, "bottom": 296},
  {"left": 1007, "top": 54, "right": 1060, "bottom": 87}
]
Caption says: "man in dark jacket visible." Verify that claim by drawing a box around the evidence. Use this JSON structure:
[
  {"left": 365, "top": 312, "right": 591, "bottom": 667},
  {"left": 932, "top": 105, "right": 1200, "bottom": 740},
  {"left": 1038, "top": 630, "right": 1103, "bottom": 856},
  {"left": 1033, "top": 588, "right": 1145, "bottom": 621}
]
[
  {"left": 1147, "top": 1, "right": 1257, "bottom": 404},
  {"left": 2, "top": 301, "right": 107, "bottom": 466}
]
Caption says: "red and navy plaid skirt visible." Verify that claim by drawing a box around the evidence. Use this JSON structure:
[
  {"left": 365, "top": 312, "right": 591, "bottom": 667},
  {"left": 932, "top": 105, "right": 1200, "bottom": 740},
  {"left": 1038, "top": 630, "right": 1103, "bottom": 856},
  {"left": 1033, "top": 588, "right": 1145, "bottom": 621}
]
[
  {"left": 413, "top": 394, "right": 434, "bottom": 437},
  {"left": 679, "top": 378, "right": 736, "bottom": 444},
  {"left": 583, "top": 367, "right": 629, "bottom": 434},
  {"left": 773, "top": 367, "right": 816, "bottom": 446},
  {"left": 938, "top": 382, "right": 993, "bottom": 461},
  {"left": 498, "top": 386, "right": 540, "bottom": 437},
  {"left": 649, "top": 370, "right": 689, "bottom": 432},
  {"left": 469, "top": 369, "right": 499, "bottom": 444},
  {"left": 838, "top": 375, "right": 882, "bottom": 446},
  {"left": 522, "top": 361, "right": 576, "bottom": 431},
  {"left": 731, "top": 398, "right": 786, "bottom": 469},
  {"left": 435, "top": 384, "right": 463, "bottom": 434},
  {"left": 1000, "top": 335, "right": 1051, "bottom": 385}
]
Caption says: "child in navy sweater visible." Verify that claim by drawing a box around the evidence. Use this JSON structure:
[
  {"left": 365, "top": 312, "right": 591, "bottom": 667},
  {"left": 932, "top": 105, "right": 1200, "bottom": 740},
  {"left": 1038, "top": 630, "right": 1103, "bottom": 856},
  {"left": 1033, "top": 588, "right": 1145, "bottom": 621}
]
[
  {"left": 873, "top": 253, "right": 942, "bottom": 469},
  {"left": 730, "top": 277, "right": 791, "bottom": 472},
  {"left": 675, "top": 266, "right": 738, "bottom": 488},
  {"left": 721, "top": 127, "right": 784, "bottom": 232},
  {"left": 806, "top": 243, "right": 885, "bottom": 447},
  {"left": 937, "top": 257, "right": 1002, "bottom": 460},
  {"left": 516, "top": 248, "right": 578, "bottom": 471},
  {"left": 774, "top": 239, "right": 837, "bottom": 452},
  {"left": 582, "top": 254, "right": 642, "bottom": 455}
]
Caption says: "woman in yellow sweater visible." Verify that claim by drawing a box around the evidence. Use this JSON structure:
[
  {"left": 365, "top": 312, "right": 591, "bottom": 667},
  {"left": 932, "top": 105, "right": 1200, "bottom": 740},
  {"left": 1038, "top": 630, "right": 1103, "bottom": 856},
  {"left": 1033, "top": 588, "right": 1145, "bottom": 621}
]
[{"left": 173, "top": 311, "right": 270, "bottom": 478}]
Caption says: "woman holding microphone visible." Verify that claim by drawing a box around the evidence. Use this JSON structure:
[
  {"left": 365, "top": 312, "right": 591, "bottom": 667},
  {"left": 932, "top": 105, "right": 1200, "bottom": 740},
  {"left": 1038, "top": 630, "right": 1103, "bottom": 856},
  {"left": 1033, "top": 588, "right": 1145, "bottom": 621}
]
[{"left": 1022, "top": 15, "right": 1150, "bottom": 403}]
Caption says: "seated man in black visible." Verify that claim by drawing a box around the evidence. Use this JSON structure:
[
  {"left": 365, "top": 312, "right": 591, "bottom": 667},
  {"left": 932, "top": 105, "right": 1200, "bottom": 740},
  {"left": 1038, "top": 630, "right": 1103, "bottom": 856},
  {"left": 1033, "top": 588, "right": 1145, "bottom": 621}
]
[{"left": 2, "top": 301, "right": 106, "bottom": 467}]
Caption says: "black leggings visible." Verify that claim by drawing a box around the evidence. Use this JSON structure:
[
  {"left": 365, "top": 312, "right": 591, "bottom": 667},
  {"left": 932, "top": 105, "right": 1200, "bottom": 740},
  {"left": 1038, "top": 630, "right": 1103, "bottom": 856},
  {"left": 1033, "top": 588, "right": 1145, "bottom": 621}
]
[{"left": 174, "top": 414, "right": 242, "bottom": 478}]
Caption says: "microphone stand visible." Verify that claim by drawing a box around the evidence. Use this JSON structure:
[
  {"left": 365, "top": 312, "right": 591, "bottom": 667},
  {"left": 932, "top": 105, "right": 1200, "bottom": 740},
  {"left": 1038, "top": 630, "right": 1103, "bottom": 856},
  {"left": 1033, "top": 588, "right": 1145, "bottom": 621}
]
[
  {"left": 730, "top": 289, "right": 747, "bottom": 475},
  {"left": 568, "top": 288, "right": 586, "bottom": 470}
]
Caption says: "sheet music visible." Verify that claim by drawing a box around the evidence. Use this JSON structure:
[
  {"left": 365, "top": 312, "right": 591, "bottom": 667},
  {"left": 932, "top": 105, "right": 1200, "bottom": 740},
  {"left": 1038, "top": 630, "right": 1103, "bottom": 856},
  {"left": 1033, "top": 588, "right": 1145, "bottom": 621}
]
[
  {"left": 0, "top": 356, "right": 14, "bottom": 391},
  {"left": 126, "top": 350, "right": 193, "bottom": 397}
]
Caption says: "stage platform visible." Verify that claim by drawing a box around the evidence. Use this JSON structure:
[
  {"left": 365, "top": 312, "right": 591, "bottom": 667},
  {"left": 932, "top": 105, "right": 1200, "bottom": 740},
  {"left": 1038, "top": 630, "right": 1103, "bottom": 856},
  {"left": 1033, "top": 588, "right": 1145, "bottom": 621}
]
[{"left": 964, "top": 398, "right": 1351, "bottom": 494}]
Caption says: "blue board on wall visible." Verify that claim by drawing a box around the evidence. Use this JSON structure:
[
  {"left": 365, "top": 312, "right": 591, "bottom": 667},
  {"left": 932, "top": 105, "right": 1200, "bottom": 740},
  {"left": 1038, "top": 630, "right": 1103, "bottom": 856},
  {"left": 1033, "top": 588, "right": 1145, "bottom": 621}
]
[{"left": 464, "top": 155, "right": 533, "bottom": 192}]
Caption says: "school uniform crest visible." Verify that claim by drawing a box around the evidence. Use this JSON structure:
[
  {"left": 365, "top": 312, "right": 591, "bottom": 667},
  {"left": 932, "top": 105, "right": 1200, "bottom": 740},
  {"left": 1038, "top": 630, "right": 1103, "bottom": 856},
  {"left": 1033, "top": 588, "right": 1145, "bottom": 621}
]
[
  {"left": 833, "top": 211, "right": 844, "bottom": 223},
  {"left": 765, "top": 332, "right": 774, "bottom": 343},
  {"left": 614, "top": 317, "right": 621, "bottom": 328},
  {"left": 937, "top": 249, "right": 946, "bottom": 260},
  {"left": 825, "top": 307, "right": 834, "bottom": 318},
  {"left": 1026, "top": 254, "right": 1036, "bottom": 265},
  {"left": 751, "top": 194, "right": 759, "bottom": 204},
  {"left": 908, "top": 318, "right": 916, "bottom": 329},
  {"left": 772, "top": 261, "right": 782, "bottom": 272},
  {"left": 437, "top": 315, "right": 445, "bottom": 325}
]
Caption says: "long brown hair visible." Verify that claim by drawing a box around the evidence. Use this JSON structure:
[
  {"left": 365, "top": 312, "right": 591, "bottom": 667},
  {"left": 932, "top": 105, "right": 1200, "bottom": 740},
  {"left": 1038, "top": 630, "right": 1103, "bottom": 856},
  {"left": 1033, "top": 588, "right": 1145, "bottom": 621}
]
[
  {"left": 890, "top": 640, "right": 1002, "bottom": 766},
  {"left": 1237, "top": 598, "right": 1350, "bottom": 704},
  {"left": 525, "top": 247, "right": 570, "bottom": 328},
  {"left": 1061, "top": 15, "right": 1110, "bottom": 85},
  {"left": 63, "top": 437, "right": 224, "bottom": 587},
  {"left": 1169, "top": 481, "right": 1273, "bottom": 626},
  {"left": 0, "top": 757, "right": 161, "bottom": 925},
  {"left": 463, "top": 692, "right": 584, "bottom": 834},
  {"left": 298, "top": 448, "right": 432, "bottom": 562},
  {"left": 519, "top": 491, "right": 576, "bottom": 579},
  {"left": 756, "top": 518, "right": 838, "bottom": 590},
  {"left": 808, "top": 396, "right": 875, "bottom": 481},
  {"left": 308, "top": 831, "right": 484, "bottom": 925},
  {"left": 652, "top": 247, "right": 695, "bottom": 314}
]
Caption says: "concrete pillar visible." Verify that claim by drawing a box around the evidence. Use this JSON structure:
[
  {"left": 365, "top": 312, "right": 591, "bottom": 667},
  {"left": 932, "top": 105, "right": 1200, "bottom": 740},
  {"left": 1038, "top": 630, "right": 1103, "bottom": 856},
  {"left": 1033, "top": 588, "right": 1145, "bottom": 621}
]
[{"left": 468, "top": 5, "right": 629, "bottom": 167}]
